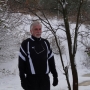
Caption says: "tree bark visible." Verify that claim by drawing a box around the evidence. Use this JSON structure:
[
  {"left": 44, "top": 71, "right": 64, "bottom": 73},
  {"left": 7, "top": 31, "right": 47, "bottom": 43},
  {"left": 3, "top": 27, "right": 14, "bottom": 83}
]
[{"left": 61, "top": 0, "right": 79, "bottom": 89}]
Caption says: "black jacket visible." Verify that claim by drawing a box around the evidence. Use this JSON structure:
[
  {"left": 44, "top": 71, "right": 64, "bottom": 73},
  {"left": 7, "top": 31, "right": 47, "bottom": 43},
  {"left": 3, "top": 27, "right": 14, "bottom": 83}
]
[{"left": 18, "top": 35, "right": 58, "bottom": 82}]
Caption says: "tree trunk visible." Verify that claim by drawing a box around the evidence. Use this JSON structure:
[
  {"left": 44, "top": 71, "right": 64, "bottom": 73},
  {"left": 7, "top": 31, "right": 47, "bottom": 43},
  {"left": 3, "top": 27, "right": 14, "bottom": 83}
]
[{"left": 61, "top": 1, "right": 78, "bottom": 89}]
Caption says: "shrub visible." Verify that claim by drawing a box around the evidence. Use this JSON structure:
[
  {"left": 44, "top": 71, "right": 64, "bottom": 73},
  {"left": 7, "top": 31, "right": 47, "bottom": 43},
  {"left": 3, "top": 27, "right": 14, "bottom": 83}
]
[{"left": 49, "top": 36, "right": 65, "bottom": 55}]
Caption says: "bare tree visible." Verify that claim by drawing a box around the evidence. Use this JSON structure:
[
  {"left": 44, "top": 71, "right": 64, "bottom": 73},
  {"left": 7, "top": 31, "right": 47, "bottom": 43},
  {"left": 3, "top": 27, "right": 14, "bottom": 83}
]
[
  {"left": 0, "top": 0, "right": 32, "bottom": 64},
  {"left": 28, "top": 0, "right": 84, "bottom": 90},
  {"left": 26, "top": 1, "right": 84, "bottom": 90},
  {"left": 7, "top": 0, "right": 87, "bottom": 90}
]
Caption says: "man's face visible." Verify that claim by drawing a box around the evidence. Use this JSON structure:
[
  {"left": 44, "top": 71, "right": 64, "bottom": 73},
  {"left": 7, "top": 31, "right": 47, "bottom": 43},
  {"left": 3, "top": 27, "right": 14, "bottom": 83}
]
[{"left": 30, "top": 24, "right": 42, "bottom": 38}]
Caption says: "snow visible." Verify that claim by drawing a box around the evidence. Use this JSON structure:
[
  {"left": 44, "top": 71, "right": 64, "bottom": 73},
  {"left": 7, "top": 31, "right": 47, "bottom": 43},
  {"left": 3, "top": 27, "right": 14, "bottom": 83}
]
[{"left": 0, "top": 17, "right": 90, "bottom": 90}]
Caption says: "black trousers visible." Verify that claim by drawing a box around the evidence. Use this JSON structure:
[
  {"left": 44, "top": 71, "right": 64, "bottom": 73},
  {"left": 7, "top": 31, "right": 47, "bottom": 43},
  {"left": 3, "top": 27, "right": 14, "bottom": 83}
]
[{"left": 25, "top": 75, "right": 50, "bottom": 90}]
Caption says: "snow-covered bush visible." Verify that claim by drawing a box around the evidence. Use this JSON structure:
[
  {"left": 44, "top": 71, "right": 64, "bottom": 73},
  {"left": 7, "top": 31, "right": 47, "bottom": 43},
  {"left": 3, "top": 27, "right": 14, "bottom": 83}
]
[
  {"left": 83, "top": 46, "right": 90, "bottom": 68},
  {"left": 49, "top": 36, "right": 65, "bottom": 55}
]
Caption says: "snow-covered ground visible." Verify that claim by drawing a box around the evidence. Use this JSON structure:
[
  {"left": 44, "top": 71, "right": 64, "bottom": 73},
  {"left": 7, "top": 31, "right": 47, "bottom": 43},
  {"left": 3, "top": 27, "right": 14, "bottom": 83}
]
[
  {"left": 0, "top": 51, "right": 90, "bottom": 90},
  {"left": 0, "top": 17, "right": 90, "bottom": 90}
]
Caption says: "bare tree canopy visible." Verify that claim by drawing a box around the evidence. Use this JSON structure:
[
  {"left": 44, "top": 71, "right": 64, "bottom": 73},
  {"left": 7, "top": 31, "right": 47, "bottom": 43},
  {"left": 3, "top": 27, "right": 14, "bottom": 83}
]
[{"left": 1, "top": 0, "right": 90, "bottom": 90}]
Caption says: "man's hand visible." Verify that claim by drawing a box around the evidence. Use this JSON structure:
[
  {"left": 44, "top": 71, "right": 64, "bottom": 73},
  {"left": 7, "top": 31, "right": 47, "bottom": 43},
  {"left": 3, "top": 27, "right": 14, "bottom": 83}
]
[{"left": 52, "top": 77, "right": 58, "bottom": 86}]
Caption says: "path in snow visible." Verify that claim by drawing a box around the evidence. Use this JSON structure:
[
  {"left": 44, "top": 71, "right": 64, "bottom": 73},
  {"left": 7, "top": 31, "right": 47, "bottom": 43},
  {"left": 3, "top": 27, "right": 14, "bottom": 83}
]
[
  {"left": 0, "top": 75, "right": 22, "bottom": 90},
  {"left": 0, "top": 74, "right": 61, "bottom": 90},
  {"left": 79, "top": 73, "right": 90, "bottom": 86},
  {"left": 0, "top": 72, "right": 90, "bottom": 90}
]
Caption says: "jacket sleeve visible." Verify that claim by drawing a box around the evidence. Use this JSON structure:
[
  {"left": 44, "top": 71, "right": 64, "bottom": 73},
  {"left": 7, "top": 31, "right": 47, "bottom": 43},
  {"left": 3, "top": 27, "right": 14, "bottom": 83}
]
[
  {"left": 18, "top": 40, "right": 27, "bottom": 82},
  {"left": 48, "top": 56, "right": 58, "bottom": 77},
  {"left": 46, "top": 40, "right": 58, "bottom": 78}
]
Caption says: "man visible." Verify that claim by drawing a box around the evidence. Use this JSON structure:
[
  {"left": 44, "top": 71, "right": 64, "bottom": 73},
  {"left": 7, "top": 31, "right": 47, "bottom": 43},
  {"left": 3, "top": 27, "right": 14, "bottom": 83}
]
[{"left": 18, "top": 21, "right": 58, "bottom": 90}]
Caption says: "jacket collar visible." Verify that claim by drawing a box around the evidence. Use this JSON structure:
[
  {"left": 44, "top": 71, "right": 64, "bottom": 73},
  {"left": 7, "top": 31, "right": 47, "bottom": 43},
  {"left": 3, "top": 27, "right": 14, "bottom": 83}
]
[{"left": 30, "top": 35, "right": 41, "bottom": 41}]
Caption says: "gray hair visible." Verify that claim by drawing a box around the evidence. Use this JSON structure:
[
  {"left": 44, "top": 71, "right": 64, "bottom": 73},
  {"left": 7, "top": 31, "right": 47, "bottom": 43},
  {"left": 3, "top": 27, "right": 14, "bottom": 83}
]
[{"left": 30, "top": 21, "right": 42, "bottom": 30}]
